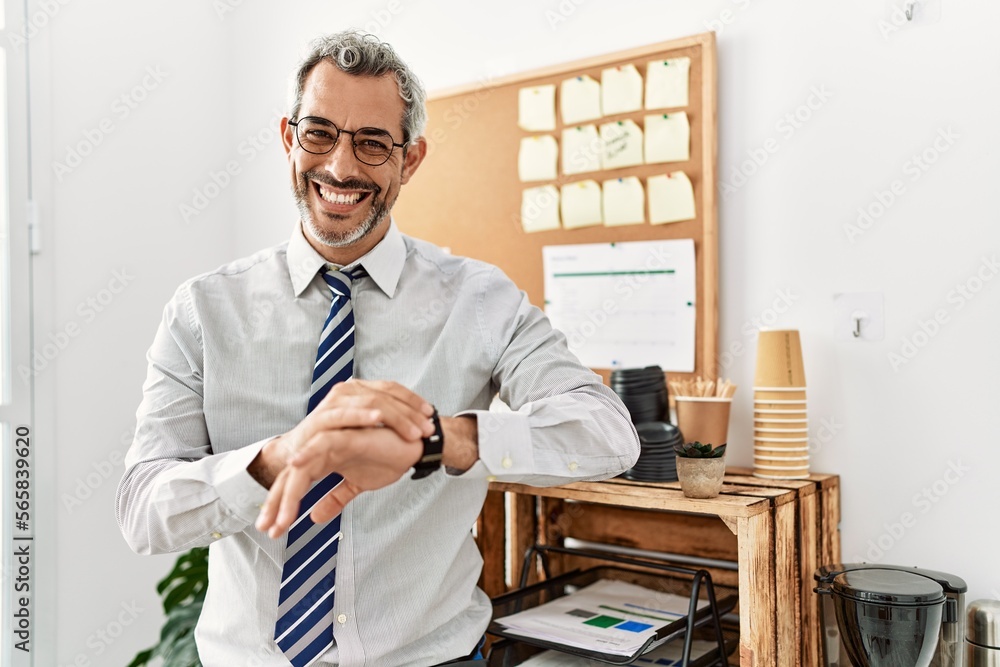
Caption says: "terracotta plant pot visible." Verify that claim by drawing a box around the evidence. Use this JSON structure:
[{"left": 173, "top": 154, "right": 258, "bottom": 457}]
[{"left": 676, "top": 454, "right": 727, "bottom": 499}]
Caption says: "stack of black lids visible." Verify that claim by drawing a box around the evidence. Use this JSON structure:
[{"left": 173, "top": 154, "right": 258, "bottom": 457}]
[
  {"left": 611, "top": 366, "right": 682, "bottom": 482},
  {"left": 610, "top": 366, "right": 668, "bottom": 423},
  {"left": 623, "top": 421, "right": 683, "bottom": 482}
]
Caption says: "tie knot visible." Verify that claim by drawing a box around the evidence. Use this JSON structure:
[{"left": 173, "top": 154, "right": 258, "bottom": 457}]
[{"left": 322, "top": 266, "right": 366, "bottom": 296}]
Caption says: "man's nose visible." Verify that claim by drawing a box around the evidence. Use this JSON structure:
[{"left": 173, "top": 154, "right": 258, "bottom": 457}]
[{"left": 322, "top": 136, "right": 359, "bottom": 180}]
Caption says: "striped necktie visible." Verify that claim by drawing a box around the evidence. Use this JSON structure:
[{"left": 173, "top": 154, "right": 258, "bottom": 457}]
[{"left": 274, "top": 266, "right": 365, "bottom": 667}]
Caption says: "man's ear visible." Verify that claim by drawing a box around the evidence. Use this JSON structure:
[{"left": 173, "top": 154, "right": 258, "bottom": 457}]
[
  {"left": 280, "top": 117, "right": 295, "bottom": 156},
  {"left": 399, "top": 137, "right": 427, "bottom": 185}
]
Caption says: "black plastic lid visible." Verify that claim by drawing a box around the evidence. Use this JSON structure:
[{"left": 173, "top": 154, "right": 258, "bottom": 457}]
[{"left": 831, "top": 568, "right": 946, "bottom": 607}]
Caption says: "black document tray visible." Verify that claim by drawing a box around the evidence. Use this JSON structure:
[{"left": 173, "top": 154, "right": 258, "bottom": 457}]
[{"left": 487, "top": 546, "right": 738, "bottom": 666}]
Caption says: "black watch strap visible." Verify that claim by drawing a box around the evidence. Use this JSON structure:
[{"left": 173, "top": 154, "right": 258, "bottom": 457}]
[{"left": 411, "top": 408, "right": 443, "bottom": 480}]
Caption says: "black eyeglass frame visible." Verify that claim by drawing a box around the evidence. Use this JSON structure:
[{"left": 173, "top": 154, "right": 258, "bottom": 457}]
[{"left": 288, "top": 116, "right": 408, "bottom": 166}]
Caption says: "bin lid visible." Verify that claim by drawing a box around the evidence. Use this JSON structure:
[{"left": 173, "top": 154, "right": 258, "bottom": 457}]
[
  {"left": 831, "top": 568, "right": 946, "bottom": 606},
  {"left": 967, "top": 599, "right": 1000, "bottom": 649}
]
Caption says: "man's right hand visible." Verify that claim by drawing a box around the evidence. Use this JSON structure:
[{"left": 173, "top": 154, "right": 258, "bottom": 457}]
[{"left": 247, "top": 379, "right": 436, "bottom": 488}]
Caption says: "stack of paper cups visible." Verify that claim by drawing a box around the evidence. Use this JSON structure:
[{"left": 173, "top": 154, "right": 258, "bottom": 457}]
[{"left": 753, "top": 329, "right": 809, "bottom": 479}]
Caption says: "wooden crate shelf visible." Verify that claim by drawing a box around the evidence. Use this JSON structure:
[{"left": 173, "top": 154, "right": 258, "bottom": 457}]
[{"left": 476, "top": 468, "right": 840, "bottom": 667}]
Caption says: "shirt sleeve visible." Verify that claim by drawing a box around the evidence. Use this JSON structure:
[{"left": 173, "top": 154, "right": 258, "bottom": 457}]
[
  {"left": 115, "top": 284, "right": 270, "bottom": 556},
  {"left": 454, "top": 267, "right": 640, "bottom": 486}
]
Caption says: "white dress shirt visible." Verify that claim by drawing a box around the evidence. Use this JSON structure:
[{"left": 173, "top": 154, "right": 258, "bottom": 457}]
[{"left": 116, "top": 221, "right": 639, "bottom": 666}]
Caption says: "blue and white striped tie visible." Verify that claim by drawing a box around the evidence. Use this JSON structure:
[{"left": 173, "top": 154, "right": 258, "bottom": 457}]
[{"left": 274, "top": 266, "right": 365, "bottom": 667}]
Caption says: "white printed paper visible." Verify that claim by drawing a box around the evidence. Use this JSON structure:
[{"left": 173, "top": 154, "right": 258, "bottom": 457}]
[
  {"left": 497, "top": 579, "right": 704, "bottom": 657},
  {"left": 646, "top": 57, "right": 690, "bottom": 109},
  {"left": 519, "top": 85, "right": 557, "bottom": 131},
  {"left": 601, "top": 64, "right": 643, "bottom": 115},
  {"left": 648, "top": 172, "right": 696, "bottom": 224},
  {"left": 602, "top": 177, "right": 645, "bottom": 226},
  {"left": 521, "top": 185, "right": 561, "bottom": 233},
  {"left": 543, "top": 240, "right": 696, "bottom": 371},
  {"left": 560, "top": 181, "right": 603, "bottom": 229},
  {"left": 518, "top": 135, "right": 559, "bottom": 182},
  {"left": 561, "top": 125, "right": 600, "bottom": 175},
  {"left": 644, "top": 112, "right": 690, "bottom": 164},
  {"left": 560, "top": 75, "right": 602, "bottom": 125},
  {"left": 600, "top": 120, "right": 644, "bottom": 170}
]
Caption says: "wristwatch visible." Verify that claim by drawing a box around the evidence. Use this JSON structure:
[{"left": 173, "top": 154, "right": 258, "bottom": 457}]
[{"left": 411, "top": 407, "right": 444, "bottom": 479}]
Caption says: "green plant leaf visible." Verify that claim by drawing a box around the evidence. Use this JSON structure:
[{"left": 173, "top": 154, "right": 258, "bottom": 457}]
[{"left": 126, "top": 648, "right": 154, "bottom": 667}]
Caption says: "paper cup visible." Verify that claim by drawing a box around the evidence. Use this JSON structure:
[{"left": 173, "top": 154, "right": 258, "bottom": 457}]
[
  {"left": 754, "top": 404, "right": 808, "bottom": 414},
  {"left": 754, "top": 329, "right": 806, "bottom": 388},
  {"left": 754, "top": 469, "right": 811, "bottom": 480},
  {"left": 675, "top": 397, "right": 732, "bottom": 447},
  {"left": 754, "top": 450, "right": 810, "bottom": 461},
  {"left": 757, "top": 427, "right": 809, "bottom": 437},
  {"left": 754, "top": 445, "right": 810, "bottom": 453},
  {"left": 754, "top": 389, "right": 807, "bottom": 402},
  {"left": 753, "top": 459, "right": 811, "bottom": 470},
  {"left": 754, "top": 436, "right": 809, "bottom": 444}
]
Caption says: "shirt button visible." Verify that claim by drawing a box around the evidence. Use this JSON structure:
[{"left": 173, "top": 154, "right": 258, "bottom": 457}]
[
  {"left": 211, "top": 532, "right": 222, "bottom": 539},
  {"left": 337, "top": 613, "right": 348, "bottom": 624},
  {"left": 501, "top": 457, "right": 513, "bottom": 469},
  {"left": 568, "top": 462, "right": 579, "bottom": 472},
  {"left": 486, "top": 475, "right": 497, "bottom": 482}
]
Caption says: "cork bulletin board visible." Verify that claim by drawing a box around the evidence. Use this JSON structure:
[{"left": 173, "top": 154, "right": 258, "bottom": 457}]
[{"left": 394, "top": 32, "right": 718, "bottom": 380}]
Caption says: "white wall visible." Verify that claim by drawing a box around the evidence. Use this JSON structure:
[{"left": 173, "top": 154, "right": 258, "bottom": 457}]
[{"left": 32, "top": 0, "right": 1000, "bottom": 663}]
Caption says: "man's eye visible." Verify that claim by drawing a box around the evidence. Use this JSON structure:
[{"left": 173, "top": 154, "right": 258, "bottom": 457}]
[{"left": 305, "top": 129, "right": 335, "bottom": 141}]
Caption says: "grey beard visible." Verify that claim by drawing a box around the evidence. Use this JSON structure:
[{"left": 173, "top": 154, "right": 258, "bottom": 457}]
[{"left": 295, "top": 183, "right": 392, "bottom": 249}]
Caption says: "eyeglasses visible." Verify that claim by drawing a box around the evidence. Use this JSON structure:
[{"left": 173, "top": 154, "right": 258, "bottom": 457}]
[{"left": 288, "top": 116, "right": 407, "bottom": 166}]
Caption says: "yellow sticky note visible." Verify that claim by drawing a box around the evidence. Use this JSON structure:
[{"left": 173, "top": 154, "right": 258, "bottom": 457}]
[
  {"left": 521, "top": 185, "right": 561, "bottom": 233},
  {"left": 600, "top": 120, "right": 644, "bottom": 170},
  {"left": 561, "top": 125, "right": 600, "bottom": 175},
  {"left": 648, "top": 172, "right": 696, "bottom": 224},
  {"left": 602, "top": 177, "right": 645, "bottom": 226},
  {"left": 560, "top": 75, "right": 602, "bottom": 125},
  {"left": 644, "top": 113, "right": 690, "bottom": 164},
  {"left": 601, "top": 64, "right": 643, "bottom": 115},
  {"left": 646, "top": 57, "right": 690, "bottom": 110},
  {"left": 560, "top": 181, "right": 603, "bottom": 229},
  {"left": 518, "top": 85, "right": 556, "bottom": 131},
  {"left": 518, "top": 135, "right": 558, "bottom": 182}
]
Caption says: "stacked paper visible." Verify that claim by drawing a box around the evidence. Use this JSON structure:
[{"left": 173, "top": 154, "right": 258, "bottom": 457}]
[{"left": 495, "top": 579, "right": 704, "bottom": 658}]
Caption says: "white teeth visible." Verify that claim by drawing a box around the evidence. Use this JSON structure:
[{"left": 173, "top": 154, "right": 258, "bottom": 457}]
[{"left": 318, "top": 187, "right": 363, "bottom": 205}]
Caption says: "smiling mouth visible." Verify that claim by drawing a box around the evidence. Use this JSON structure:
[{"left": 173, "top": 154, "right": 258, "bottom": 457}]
[{"left": 314, "top": 181, "right": 373, "bottom": 207}]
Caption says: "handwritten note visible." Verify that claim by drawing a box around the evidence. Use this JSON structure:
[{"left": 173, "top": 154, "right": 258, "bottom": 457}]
[{"left": 600, "top": 120, "right": 644, "bottom": 170}]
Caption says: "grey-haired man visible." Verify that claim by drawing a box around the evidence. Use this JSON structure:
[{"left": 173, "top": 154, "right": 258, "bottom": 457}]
[{"left": 118, "top": 31, "right": 638, "bottom": 666}]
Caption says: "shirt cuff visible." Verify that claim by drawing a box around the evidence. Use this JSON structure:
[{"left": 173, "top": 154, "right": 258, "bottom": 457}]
[
  {"left": 454, "top": 409, "right": 535, "bottom": 480},
  {"left": 214, "top": 438, "right": 272, "bottom": 524}
]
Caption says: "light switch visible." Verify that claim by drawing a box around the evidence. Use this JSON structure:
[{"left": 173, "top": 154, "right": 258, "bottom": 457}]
[{"left": 834, "top": 292, "right": 884, "bottom": 341}]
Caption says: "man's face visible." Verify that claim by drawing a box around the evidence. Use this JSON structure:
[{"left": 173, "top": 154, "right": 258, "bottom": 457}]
[{"left": 282, "top": 61, "right": 425, "bottom": 257}]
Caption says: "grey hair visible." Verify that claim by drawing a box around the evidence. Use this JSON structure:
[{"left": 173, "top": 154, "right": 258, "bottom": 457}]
[{"left": 289, "top": 31, "right": 427, "bottom": 142}]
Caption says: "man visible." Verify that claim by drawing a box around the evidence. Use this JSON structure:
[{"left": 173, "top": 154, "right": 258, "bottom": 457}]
[{"left": 117, "top": 31, "right": 639, "bottom": 667}]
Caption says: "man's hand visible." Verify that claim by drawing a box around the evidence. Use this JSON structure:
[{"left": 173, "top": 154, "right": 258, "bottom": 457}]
[
  {"left": 248, "top": 379, "right": 435, "bottom": 488},
  {"left": 252, "top": 380, "right": 435, "bottom": 537}
]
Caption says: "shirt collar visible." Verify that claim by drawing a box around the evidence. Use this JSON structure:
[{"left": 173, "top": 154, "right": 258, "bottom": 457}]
[{"left": 287, "top": 220, "right": 405, "bottom": 298}]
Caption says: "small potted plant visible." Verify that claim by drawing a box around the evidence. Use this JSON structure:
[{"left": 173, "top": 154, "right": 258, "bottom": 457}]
[{"left": 673, "top": 441, "right": 728, "bottom": 499}]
